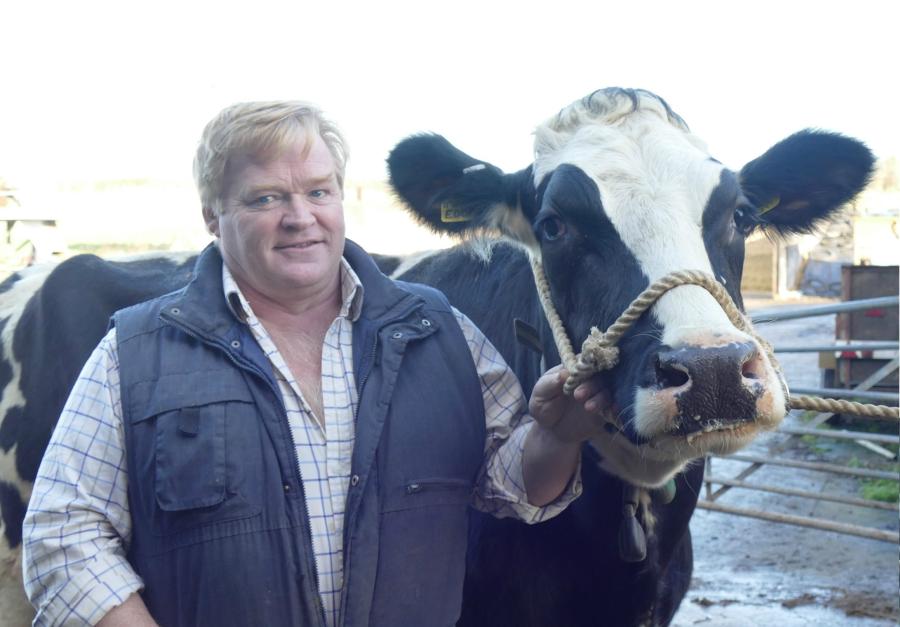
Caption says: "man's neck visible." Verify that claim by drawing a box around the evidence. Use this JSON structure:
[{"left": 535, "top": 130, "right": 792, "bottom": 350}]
[{"left": 235, "top": 273, "right": 343, "bottom": 333}]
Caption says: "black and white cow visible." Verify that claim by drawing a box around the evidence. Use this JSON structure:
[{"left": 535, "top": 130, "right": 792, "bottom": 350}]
[
  {"left": 386, "top": 88, "right": 874, "bottom": 626},
  {"left": 0, "top": 253, "right": 200, "bottom": 622},
  {"left": 0, "top": 88, "right": 874, "bottom": 626}
]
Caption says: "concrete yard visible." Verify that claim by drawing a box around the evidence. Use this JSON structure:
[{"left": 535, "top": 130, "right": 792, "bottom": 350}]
[{"left": 673, "top": 300, "right": 899, "bottom": 627}]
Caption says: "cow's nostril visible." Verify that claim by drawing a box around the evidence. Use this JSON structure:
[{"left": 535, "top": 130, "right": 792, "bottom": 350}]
[
  {"left": 741, "top": 349, "right": 764, "bottom": 381},
  {"left": 655, "top": 359, "right": 690, "bottom": 389}
]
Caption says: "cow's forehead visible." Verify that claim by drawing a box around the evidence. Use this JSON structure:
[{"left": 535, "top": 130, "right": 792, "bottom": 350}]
[
  {"left": 533, "top": 90, "right": 701, "bottom": 175},
  {"left": 532, "top": 100, "right": 728, "bottom": 271},
  {"left": 531, "top": 94, "right": 739, "bottom": 341}
]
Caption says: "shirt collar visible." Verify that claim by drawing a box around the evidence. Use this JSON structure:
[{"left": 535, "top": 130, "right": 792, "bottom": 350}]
[{"left": 222, "top": 258, "right": 365, "bottom": 324}]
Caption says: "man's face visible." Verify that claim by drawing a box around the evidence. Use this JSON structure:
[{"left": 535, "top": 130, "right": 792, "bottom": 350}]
[{"left": 205, "top": 132, "right": 346, "bottom": 304}]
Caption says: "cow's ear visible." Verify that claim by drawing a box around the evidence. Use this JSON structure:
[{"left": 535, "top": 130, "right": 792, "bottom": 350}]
[
  {"left": 739, "top": 130, "right": 875, "bottom": 235},
  {"left": 388, "top": 134, "right": 535, "bottom": 243}
]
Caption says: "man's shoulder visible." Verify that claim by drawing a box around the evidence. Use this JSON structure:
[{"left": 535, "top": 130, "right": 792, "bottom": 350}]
[
  {"left": 111, "top": 287, "right": 189, "bottom": 340},
  {"left": 391, "top": 279, "right": 455, "bottom": 313}
]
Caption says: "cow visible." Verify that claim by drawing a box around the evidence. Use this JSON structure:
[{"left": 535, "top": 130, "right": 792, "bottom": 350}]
[
  {"left": 0, "top": 253, "right": 200, "bottom": 623},
  {"left": 385, "top": 87, "right": 874, "bottom": 626},
  {"left": 0, "top": 87, "right": 874, "bottom": 626}
]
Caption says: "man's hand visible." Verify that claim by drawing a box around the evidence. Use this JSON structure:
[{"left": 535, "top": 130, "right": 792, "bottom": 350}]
[
  {"left": 529, "top": 365, "right": 612, "bottom": 443},
  {"left": 523, "top": 366, "right": 614, "bottom": 506}
]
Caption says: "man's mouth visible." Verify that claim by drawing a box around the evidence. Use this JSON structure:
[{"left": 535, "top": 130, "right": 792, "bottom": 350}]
[{"left": 275, "top": 240, "right": 321, "bottom": 250}]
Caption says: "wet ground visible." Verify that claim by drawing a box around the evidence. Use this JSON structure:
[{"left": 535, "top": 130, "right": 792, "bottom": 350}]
[{"left": 672, "top": 299, "right": 899, "bottom": 626}]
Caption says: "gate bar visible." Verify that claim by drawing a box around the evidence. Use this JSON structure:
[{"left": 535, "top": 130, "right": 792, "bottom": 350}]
[
  {"left": 703, "top": 475, "right": 897, "bottom": 511},
  {"left": 775, "top": 341, "right": 898, "bottom": 353},
  {"left": 712, "top": 453, "right": 898, "bottom": 481},
  {"left": 696, "top": 500, "right": 899, "bottom": 543},
  {"left": 750, "top": 296, "right": 899, "bottom": 323},
  {"left": 778, "top": 426, "right": 899, "bottom": 445}
]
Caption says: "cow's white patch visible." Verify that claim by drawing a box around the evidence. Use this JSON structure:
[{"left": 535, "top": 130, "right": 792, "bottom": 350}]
[
  {"left": 0, "top": 262, "right": 57, "bottom": 505},
  {"left": 535, "top": 92, "right": 740, "bottom": 345},
  {"left": 389, "top": 249, "right": 441, "bottom": 279},
  {"left": 0, "top": 262, "right": 56, "bottom": 614},
  {"left": 588, "top": 427, "right": 687, "bottom": 488}
]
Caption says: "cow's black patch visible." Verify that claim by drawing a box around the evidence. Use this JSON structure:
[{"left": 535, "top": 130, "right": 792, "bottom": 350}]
[
  {"left": 0, "top": 480, "right": 25, "bottom": 547},
  {"left": 702, "top": 170, "right": 748, "bottom": 309},
  {"left": 739, "top": 130, "right": 874, "bottom": 234},
  {"left": 0, "top": 271, "right": 23, "bottom": 295},
  {"left": 9, "top": 253, "right": 197, "bottom": 482},
  {"left": 0, "top": 407, "right": 22, "bottom": 453}
]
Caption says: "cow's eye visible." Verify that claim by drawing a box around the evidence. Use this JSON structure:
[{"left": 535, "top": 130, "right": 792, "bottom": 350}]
[
  {"left": 733, "top": 203, "right": 758, "bottom": 237},
  {"left": 536, "top": 215, "right": 567, "bottom": 241}
]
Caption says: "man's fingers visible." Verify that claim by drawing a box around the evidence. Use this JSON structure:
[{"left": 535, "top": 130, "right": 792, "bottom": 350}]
[
  {"left": 572, "top": 376, "right": 612, "bottom": 414},
  {"left": 584, "top": 390, "right": 610, "bottom": 413},
  {"left": 528, "top": 366, "right": 570, "bottom": 426},
  {"left": 530, "top": 366, "right": 567, "bottom": 402}
]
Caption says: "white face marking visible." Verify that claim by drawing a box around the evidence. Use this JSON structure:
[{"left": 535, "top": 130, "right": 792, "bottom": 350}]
[{"left": 537, "top": 108, "right": 743, "bottom": 346}]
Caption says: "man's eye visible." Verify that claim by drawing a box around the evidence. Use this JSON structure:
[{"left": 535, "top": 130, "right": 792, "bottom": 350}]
[
  {"left": 250, "top": 194, "right": 279, "bottom": 207},
  {"left": 309, "top": 189, "right": 328, "bottom": 199}
]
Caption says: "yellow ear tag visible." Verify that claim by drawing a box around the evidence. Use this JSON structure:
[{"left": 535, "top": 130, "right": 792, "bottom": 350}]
[
  {"left": 758, "top": 196, "right": 780, "bottom": 214},
  {"left": 440, "top": 204, "right": 473, "bottom": 223}
]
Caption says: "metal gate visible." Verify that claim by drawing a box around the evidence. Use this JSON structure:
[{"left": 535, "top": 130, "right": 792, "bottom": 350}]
[{"left": 698, "top": 295, "right": 900, "bottom": 544}]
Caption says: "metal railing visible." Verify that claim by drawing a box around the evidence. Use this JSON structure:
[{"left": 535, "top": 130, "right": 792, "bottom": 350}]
[
  {"left": 699, "top": 295, "right": 899, "bottom": 544},
  {"left": 750, "top": 296, "right": 899, "bottom": 323}
]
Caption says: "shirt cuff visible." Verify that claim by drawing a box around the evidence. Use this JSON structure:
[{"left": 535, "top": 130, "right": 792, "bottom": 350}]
[
  {"left": 35, "top": 552, "right": 143, "bottom": 627},
  {"left": 475, "top": 420, "right": 584, "bottom": 524}
]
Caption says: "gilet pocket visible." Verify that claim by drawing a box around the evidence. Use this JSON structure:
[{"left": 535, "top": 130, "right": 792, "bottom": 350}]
[
  {"left": 155, "top": 403, "right": 227, "bottom": 511},
  {"left": 128, "top": 371, "right": 261, "bottom": 539}
]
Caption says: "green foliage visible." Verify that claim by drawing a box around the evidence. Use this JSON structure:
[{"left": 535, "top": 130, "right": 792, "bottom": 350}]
[{"left": 860, "top": 479, "right": 900, "bottom": 503}]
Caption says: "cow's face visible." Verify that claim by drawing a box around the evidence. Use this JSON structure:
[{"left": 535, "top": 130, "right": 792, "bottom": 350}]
[{"left": 388, "top": 88, "right": 874, "bottom": 473}]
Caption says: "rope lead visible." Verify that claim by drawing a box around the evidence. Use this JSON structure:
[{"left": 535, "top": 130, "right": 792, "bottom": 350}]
[{"left": 529, "top": 259, "right": 899, "bottom": 420}]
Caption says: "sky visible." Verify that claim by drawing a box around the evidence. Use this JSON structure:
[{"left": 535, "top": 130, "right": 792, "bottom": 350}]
[{"left": 2, "top": 0, "right": 897, "bottom": 192}]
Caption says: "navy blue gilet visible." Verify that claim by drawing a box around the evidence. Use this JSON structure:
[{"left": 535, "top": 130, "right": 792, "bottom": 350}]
[{"left": 113, "top": 242, "right": 485, "bottom": 626}]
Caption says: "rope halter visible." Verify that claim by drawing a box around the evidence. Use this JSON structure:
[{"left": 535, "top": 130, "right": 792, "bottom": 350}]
[{"left": 529, "top": 258, "right": 899, "bottom": 420}]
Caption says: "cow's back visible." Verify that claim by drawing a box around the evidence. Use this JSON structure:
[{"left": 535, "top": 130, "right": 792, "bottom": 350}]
[{"left": 0, "top": 252, "right": 197, "bottom": 626}]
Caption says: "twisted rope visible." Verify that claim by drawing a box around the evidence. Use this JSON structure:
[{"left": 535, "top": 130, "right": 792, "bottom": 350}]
[{"left": 529, "top": 258, "right": 899, "bottom": 420}]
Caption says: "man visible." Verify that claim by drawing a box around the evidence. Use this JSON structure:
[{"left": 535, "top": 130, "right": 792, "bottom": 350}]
[{"left": 23, "top": 102, "right": 608, "bottom": 626}]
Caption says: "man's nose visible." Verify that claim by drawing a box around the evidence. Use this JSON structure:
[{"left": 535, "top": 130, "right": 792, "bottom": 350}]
[{"left": 281, "top": 195, "right": 317, "bottom": 228}]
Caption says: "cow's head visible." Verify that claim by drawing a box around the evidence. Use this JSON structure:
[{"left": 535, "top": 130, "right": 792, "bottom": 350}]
[{"left": 388, "top": 88, "right": 874, "bottom": 484}]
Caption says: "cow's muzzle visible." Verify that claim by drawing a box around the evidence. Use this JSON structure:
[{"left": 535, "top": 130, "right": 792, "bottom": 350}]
[{"left": 654, "top": 341, "right": 765, "bottom": 432}]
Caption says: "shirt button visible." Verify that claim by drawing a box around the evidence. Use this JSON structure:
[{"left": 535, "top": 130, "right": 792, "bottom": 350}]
[
  {"left": 350, "top": 474, "right": 360, "bottom": 487},
  {"left": 421, "top": 318, "right": 432, "bottom": 327},
  {"left": 283, "top": 483, "right": 291, "bottom": 492},
  {"left": 231, "top": 340, "right": 241, "bottom": 349},
  {"left": 392, "top": 331, "right": 403, "bottom": 340}
]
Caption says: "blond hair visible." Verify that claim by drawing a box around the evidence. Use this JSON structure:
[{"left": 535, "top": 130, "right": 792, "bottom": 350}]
[{"left": 193, "top": 101, "right": 348, "bottom": 211}]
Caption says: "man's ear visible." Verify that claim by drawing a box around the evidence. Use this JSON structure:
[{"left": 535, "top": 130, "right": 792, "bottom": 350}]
[{"left": 203, "top": 205, "right": 220, "bottom": 237}]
